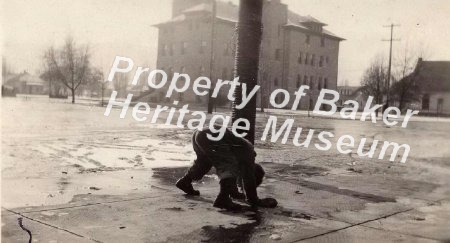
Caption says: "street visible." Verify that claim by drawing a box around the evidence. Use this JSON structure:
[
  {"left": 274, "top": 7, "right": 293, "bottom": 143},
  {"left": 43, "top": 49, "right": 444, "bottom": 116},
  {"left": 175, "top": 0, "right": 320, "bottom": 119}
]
[{"left": 2, "top": 97, "right": 450, "bottom": 242}]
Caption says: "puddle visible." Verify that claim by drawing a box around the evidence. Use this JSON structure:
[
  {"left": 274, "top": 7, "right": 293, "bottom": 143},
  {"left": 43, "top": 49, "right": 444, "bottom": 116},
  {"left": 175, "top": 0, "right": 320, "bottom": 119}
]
[
  {"left": 151, "top": 166, "right": 217, "bottom": 186},
  {"left": 201, "top": 213, "right": 261, "bottom": 243}
]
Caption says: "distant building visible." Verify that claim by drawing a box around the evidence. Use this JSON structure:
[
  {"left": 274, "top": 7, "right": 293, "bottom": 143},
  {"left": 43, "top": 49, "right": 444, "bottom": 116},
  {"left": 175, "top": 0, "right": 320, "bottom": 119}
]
[
  {"left": 408, "top": 58, "right": 450, "bottom": 115},
  {"left": 337, "top": 85, "right": 366, "bottom": 111},
  {"left": 153, "top": 0, "right": 344, "bottom": 109},
  {"left": 5, "top": 71, "right": 48, "bottom": 95}
]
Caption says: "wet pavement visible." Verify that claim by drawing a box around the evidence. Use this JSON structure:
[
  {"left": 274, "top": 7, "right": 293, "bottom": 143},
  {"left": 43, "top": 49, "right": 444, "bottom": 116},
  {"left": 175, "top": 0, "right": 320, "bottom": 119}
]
[{"left": 2, "top": 97, "right": 450, "bottom": 242}]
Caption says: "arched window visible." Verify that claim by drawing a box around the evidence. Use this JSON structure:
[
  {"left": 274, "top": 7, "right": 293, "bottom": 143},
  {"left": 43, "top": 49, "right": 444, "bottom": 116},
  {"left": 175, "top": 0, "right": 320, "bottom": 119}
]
[
  {"left": 168, "top": 67, "right": 174, "bottom": 80},
  {"left": 422, "top": 94, "right": 430, "bottom": 110},
  {"left": 298, "top": 52, "right": 303, "bottom": 64},
  {"left": 222, "top": 67, "right": 228, "bottom": 80},
  {"left": 224, "top": 43, "right": 230, "bottom": 56},
  {"left": 263, "top": 72, "right": 268, "bottom": 82},
  {"left": 274, "top": 78, "right": 279, "bottom": 87},
  {"left": 324, "top": 78, "right": 328, "bottom": 89},
  {"left": 200, "top": 41, "right": 207, "bottom": 54}
]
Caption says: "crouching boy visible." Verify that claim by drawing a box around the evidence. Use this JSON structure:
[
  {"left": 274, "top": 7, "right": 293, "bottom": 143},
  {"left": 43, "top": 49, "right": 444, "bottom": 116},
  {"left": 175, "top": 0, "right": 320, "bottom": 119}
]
[{"left": 176, "top": 126, "right": 277, "bottom": 210}]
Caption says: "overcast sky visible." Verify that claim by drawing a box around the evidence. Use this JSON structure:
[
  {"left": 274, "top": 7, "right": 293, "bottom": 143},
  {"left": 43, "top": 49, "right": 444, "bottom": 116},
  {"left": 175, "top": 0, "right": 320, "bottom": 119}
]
[{"left": 3, "top": 0, "right": 450, "bottom": 86}]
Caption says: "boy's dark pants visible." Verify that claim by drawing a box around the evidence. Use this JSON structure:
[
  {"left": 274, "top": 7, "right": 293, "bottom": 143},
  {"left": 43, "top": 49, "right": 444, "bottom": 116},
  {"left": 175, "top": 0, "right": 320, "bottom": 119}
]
[{"left": 186, "top": 130, "right": 240, "bottom": 181}]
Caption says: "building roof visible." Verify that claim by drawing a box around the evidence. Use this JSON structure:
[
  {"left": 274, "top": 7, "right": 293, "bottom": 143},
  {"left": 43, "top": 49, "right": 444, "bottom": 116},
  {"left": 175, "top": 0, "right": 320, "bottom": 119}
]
[
  {"left": 288, "top": 12, "right": 325, "bottom": 26},
  {"left": 155, "top": 1, "right": 238, "bottom": 25},
  {"left": 413, "top": 59, "right": 450, "bottom": 92},
  {"left": 155, "top": 1, "right": 344, "bottom": 40},
  {"left": 286, "top": 11, "right": 344, "bottom": 40},
  {"left": 6, "top": 72, "right": 47, "bottom": 86}
]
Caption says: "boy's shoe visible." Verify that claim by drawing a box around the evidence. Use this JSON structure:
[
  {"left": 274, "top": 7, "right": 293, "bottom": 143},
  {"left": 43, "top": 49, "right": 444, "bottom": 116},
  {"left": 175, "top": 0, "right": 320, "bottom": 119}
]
[
  {"left": 176, "top": 176, "right": 200, "bottom": 196},
  {"left": 213, "top": 195, "right": 242, "bottom": 211}
]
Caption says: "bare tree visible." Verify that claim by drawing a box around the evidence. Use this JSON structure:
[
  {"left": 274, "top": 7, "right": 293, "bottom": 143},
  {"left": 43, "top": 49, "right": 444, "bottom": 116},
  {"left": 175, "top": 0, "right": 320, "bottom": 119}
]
[
  {"left": 42, "top": 37, "right": 91, "bottom": 103},
  {"left": 112, "top": 72, "right": 129, "bottom": 98},
  {"left": 390, "top": 70, "right": 421, "bottom": 111},
  {"left": 360, "top": 56, "right": 388, "bottom": 116},
  {"left": 390, "top": 42, "right": 431, "bottom": 111},
  {"left": 2, "top": 57, "right": 15, "bottom": 80}
]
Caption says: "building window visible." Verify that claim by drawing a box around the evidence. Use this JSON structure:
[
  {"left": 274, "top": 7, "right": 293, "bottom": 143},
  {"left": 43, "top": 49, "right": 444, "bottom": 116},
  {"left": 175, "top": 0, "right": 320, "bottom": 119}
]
[
  {"left": 422, "top": 94, "right": 430, "bottom": 110},
  {"left": 306, "top": 34, "right": 310, "bottom": 44},
  {"left": 169, "top": 44, "right": 174, "bottom": 56},
  {"left": 310, "top": 76, "right": 314, "bottom": 89},
  {"left": 275, "top": 96, "right": 282, "bottom": 104},
  {"left": 275, "top": 49, "right": 282, "bottom": 60},
  {"left": 181, "top": 42, "right": 188, "bottom": 55},
  {"left": 326, "top": 56, "right": 330, "bottom": 65},
  {"left": 224, "top": 43, "right": 230, "bottom": 56},
  {"left": 200, "top": 41, "right": 207, "bottom": 54},
  {"left": 222, "top": 67, "right": 228, "bottom": 80},
  {"left": 318, "top": 77, "right": 323, "bottom": 90},
  {"left": 297, "top": 75, "right": 301, "bottom": 88},
  {"left": 305, "top": 53, "right": 309, "bottom": 64},
  {"left": 298, "top": 52, "right": 303, "bottom": 64},
  {"left": 274, "top": 78, "right": 279, "bottom": 87},
  {"left": 168, "top": 67, "right": 174, "bottom": 80},
  {"left": 319, "top": 56, "right": 324, "bottom": 67},
  {"left": 303, "top": 75, "right": 308, "bottom": 85},
  {"left": 321, "top": 37, "right": 325, "bottom": 47},
  {"left": 161, "top": 44, "right": 168, "bottom": 56},
  {"left": 199, "top": 66, "right": 205, "bottom": 76},
  {"left": 324, "top": 78, "right": 328, "bottom": 89},
  {"left": 311, "top": 54, "right": 315, "bottom": 66},
  {"left": 156, "top": 67, "right": 165, "bottom": 83},
  {"left": 438, "top": 98, "right": 444, "bottom": 112}
]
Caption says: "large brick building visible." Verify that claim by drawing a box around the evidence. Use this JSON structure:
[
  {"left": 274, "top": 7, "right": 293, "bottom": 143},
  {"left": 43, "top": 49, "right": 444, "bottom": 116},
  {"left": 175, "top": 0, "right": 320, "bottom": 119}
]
[{"left": 154, "top": 0, "right": 344, "bottom": 109}]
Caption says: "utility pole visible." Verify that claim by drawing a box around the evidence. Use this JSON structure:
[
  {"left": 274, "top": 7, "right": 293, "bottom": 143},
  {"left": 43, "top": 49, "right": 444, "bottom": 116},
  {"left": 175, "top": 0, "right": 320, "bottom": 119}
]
[
  {"left": 207, "top": 0, "right": 217, "bottom": 114},
  {"left": 382, "top": 24, "right": 400, "bottom": 108},
  {"left": 232, "top": 0, "right": 264, "bottom": 144}
]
